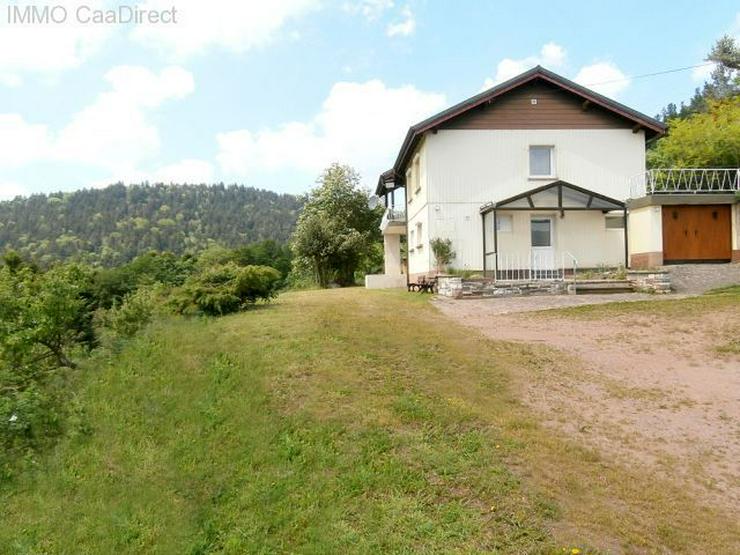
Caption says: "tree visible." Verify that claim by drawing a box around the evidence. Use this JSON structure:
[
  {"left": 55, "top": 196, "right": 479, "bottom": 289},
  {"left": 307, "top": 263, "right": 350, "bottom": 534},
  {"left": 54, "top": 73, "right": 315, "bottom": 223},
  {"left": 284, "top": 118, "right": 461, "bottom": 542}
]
[
  {"left": 430, "top": 238, "right": 455, "bottom": 273},
  {"left": 648, "top": 97, "right": 740, "bottom": 168},
  {"left": 291, "top": 164, "right": 383, "bottom": 287},
  {"left": 656, "top": 35, "right": 739, "bottom": 122}
]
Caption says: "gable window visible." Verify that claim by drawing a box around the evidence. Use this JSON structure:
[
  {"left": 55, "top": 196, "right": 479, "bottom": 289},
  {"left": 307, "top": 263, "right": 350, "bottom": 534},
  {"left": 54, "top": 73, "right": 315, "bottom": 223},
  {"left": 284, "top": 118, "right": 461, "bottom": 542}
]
[{"left": 529, "top": 146, "right": 554, "bottom": 178}]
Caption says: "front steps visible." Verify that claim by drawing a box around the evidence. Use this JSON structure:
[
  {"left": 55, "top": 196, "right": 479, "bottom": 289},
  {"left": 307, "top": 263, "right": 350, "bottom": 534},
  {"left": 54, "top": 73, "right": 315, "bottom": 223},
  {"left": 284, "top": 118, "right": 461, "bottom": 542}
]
[{"left": 574, "top": 280, "right": 634, "bottom": 295}]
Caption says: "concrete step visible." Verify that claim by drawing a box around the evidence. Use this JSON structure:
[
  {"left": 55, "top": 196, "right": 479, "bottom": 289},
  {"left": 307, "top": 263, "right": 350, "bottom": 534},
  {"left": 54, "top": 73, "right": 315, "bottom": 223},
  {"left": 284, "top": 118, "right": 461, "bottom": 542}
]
[{"left": 574, "top": 280, "right": 634, "bottom": 295}]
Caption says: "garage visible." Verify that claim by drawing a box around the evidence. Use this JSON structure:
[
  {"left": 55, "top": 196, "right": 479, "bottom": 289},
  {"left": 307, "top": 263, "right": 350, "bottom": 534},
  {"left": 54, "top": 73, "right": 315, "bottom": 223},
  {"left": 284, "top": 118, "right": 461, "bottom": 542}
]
[{"left": 662, "top": 205, "right": 732, "bottom": 263}]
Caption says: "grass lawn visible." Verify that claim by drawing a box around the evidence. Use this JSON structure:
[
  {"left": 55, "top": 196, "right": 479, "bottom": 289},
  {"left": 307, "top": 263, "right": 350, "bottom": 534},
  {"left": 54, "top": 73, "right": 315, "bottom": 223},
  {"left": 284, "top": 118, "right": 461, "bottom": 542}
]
[{"left": 1, "top": 288, "right": 738, "bottom": 553}]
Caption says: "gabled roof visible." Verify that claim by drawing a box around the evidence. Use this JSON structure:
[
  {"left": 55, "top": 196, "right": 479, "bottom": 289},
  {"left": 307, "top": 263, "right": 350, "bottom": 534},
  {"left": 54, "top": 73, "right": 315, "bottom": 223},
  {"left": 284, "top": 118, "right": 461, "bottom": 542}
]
[
  {"left": 377, "top": 66, "right": 666, "bottom": 195},
  {"left": 480, "top": 180, "right": 625, "bottom": 214}
]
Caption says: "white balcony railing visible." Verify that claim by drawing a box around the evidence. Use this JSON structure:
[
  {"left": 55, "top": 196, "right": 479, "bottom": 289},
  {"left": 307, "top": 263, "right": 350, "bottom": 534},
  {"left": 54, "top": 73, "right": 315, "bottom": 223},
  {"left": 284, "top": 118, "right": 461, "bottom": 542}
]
[
  {"left": 385, "top": 207, "right": 406, "bottom": 222},
  {"left": 629, "top": 168, "right": 740, "bottom": 198},
  {"left": 379, "top": 207, "right": 406, "bottom": 233}
]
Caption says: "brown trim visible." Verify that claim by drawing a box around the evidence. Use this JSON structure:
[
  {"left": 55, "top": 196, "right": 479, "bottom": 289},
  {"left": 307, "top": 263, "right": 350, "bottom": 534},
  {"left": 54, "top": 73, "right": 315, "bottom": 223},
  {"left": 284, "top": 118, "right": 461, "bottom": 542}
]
[
  {"left": 378, "top": 66, "right": 666, "bottom": 193},
  {"left": 627, "top": 193, "right": 738, "bottom": 209},
  {"left": 480, "top": 180, "right": 625, "bottom": 214}
]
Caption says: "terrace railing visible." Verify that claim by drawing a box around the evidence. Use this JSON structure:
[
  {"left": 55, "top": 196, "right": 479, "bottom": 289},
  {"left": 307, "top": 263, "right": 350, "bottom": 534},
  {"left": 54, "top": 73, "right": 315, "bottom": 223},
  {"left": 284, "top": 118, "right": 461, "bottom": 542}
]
[
  {"left": 629, "top": 168, "right": 740, "bottom": 198},
  {"left": 493, "top": 251, "right": 578, "bottom": 282}
]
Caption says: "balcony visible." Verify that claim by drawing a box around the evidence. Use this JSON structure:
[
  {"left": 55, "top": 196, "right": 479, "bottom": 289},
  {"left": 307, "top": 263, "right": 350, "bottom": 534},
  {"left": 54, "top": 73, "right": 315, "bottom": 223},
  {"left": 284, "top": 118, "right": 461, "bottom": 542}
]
[
  {"left": 629, "top": 168, "right": 740, "bottom": 198},
  {"left": 379, "top": 207, "right": 406, "bottom": 234}
]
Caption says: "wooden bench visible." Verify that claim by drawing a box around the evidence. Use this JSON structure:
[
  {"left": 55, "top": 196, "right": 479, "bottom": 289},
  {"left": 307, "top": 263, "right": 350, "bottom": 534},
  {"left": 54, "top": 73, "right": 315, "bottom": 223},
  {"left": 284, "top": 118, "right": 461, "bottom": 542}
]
[{"left": 408, "top": 276, "right": 437, "bottom": 293}]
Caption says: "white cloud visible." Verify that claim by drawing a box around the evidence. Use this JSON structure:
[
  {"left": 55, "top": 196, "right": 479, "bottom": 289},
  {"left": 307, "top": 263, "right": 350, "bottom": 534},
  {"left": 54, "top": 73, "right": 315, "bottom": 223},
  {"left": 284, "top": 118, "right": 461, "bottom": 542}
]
[
  {"left": 0, "top": 65, "right": 196, "bottom": 194},
  {"left": 54, "top": 66, "right": 194, "bottom": 172},
  {"left": 0, "top": 182, "right": 29, "bottom": 200},
  {"left": 91, "top": 158, "right": 215, "bottom": 189},
  {"left": 691, "top": 62, "right": 717, "bottom": 82},
  {"left": 0, "top": 114, "right": 51, "bottom": 166},
  {"left": 217, "top": 79, "right": 446, "bottom": 182},
  {"left": 482, "top": 43, "right": 630, "bottom": 98},
  {"left": 345, "top": 0, "right": 395, "bottom": 20},
  {"left": 131, "top": 0, "right": 320, "bottom": 59},
  {"left": 574, "top": 62, "right": 630, "bottom": 98},
  {"left": 386, "top": 6, "right": 415, "bottom": 37},
  {"left": 0, "top": 1, "right": 112, "bottom": 85},
  {"left": 151, "top": 159, "right": 215, "bottom": 184},
  {"left": 483, "top": 42, "right": 566, "bottom": 89}
]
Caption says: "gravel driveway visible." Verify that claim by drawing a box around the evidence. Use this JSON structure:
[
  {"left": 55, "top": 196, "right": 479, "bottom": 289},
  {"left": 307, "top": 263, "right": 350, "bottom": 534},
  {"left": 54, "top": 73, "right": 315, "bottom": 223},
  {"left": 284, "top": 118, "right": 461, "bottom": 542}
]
[{"left": 433, "top": 264, "right": 740, "bottom": 512}]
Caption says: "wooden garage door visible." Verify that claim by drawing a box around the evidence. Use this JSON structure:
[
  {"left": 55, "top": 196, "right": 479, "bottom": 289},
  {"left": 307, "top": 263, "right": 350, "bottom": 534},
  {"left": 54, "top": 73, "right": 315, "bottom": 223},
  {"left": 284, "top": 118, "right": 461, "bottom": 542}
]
[{"left": 662, "top": 205, "right": 732, "bottom": 262}]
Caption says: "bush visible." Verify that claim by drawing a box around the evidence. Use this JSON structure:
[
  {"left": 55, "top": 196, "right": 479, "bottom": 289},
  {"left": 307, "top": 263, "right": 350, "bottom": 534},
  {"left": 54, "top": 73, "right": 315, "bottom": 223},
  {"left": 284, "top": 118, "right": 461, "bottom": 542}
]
[
  {"left": 172, "top": 264, "right": 281, "bottom": 316},
  {"left": 100, "top": 285, "right": 160, "bottom": 338}
]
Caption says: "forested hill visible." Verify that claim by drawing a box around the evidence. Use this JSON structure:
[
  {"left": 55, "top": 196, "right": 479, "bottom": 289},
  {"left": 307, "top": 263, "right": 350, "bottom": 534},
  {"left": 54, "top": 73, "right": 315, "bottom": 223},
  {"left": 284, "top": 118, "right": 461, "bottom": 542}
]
[{"left": 0, "top": 183, "right": 303, "bottom": 266}]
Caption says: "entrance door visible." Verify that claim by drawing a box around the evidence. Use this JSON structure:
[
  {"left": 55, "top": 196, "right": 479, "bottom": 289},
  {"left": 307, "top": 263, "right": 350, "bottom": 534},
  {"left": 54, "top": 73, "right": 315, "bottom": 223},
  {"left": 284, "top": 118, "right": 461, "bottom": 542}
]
[
  {"left": 662, "top": 205, "right": 731, "bottom": 262},
  {"left": 531, "top": 217, "right": 555, "bottom": 278}
]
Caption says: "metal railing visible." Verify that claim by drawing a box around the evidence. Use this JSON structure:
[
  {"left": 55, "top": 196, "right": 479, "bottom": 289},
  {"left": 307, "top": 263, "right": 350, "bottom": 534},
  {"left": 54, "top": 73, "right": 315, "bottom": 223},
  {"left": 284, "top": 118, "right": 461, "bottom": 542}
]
[
  {"left": 492, "top": 251, "right": 577, "bottom": 282},
  {"left": 385, "top": 207, "right": 406, "bottom": 222},
  {"left": 379, "top": 207, "right": 407, "bottom": 232},
  {"left": 628, "top": 168, "right": 740, "bottom": 198}
]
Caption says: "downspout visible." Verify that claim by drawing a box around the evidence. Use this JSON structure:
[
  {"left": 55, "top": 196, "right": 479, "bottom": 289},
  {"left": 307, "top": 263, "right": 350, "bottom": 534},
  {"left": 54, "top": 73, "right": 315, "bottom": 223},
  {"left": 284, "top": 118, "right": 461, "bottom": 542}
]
[
  {"left": 405, "top": 185, "right": 410, "bottom": 288},
  {"left": 493, "top": 209, "right": 499, "bottom": 281},
  {"left": 623, "top": 205, "right": 629, "bottom": 269},
  {"left": 481, "top": 212, "right": 487, "bottom": 277}
]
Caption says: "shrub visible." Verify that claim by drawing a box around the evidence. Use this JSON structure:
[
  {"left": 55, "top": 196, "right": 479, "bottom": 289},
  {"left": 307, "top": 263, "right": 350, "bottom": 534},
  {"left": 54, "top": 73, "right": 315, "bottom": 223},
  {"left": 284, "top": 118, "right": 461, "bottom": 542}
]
[
  {"left": 172, "top": 264, "right": 281, "bottom": 316},
  {"left": 430, "top": 238, "right": 455, "bottom": 273},
  {"left": 100, "top": 286, "right": 160, "bottom": 338}
]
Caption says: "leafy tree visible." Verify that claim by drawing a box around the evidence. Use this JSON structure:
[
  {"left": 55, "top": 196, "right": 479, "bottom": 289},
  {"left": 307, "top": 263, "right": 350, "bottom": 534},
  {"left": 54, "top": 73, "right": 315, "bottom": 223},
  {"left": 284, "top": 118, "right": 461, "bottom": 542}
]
[
  {"left": 1, "top": 264, "right": 97, "bottom": 471},
  {"left": 648, "top": 97, "right": 739, "bottom": 168},
  {"left": 657, "top": 35, "right": 739, "bottom": 122},
  {"left": 430, "top": 238, "right": 455, "bottom": 273},
  {"left": 291, "top": 164, "right": 383, "bottom": 287}
]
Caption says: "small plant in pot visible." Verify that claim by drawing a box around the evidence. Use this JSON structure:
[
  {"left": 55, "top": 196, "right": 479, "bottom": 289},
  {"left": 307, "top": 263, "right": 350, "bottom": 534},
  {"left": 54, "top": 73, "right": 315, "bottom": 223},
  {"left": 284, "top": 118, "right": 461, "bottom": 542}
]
[{"left": 430, "top": 237, "right": 455, "bottom": 275}]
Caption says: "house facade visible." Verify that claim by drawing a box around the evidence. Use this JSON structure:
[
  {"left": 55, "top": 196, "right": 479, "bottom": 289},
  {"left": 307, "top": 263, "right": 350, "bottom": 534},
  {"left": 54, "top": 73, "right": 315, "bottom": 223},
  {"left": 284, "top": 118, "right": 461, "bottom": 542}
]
[{"left": 366, "top": 66, "right": 739, "bottom": 288}]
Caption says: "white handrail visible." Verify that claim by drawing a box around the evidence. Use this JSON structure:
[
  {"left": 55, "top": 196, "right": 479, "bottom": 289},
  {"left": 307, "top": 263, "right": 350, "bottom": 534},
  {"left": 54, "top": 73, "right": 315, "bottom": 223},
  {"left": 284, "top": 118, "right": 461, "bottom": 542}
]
[{"left": 561, "top": 251, "right": 578, "bottom": 283}]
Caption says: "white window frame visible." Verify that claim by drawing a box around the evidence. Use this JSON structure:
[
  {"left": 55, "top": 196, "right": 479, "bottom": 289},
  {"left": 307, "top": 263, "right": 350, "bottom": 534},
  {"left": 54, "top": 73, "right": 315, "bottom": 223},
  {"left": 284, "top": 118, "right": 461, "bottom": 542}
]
[
  {"left": 528, "top": 145, "right": 556, "bottom": 179},
  {"left": 406, "top": 168, "right": 413, "bottom": 203},
  {"left": 415, "top": 222, "right": 423, "bottom": 248},
  {"left": 409, "top": 229, "right": 415, "bottom": 252},
  {"left": 605, "top": 214, "right": 626, "bottom": 230},
  {"left": 412, "top": 154, "right": 421, "bottom": 195}
]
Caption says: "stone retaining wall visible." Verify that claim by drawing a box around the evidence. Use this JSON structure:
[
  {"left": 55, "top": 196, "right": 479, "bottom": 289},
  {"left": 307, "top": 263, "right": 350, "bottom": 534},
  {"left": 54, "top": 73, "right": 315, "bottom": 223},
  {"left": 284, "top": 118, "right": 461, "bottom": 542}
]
[
  {"left": 626, "top": 270, "right": 671, "bottom": 294},
  {"left": 437, "top": 276, "right": 571, "bottom": 298}
]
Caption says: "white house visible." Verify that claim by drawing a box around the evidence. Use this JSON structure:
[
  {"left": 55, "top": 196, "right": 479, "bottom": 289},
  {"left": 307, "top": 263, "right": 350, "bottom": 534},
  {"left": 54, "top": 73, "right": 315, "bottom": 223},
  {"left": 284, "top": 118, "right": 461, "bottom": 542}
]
[{"left": 366, "top": 66, "right": 740, "bottom": 289}]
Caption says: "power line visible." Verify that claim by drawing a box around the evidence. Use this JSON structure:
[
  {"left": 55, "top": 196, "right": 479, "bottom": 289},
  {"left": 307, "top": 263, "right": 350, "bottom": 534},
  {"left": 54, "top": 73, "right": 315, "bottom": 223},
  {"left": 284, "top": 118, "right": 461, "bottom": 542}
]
[{"left": 585, "top": 62, "right": 715, "bottom": 86}]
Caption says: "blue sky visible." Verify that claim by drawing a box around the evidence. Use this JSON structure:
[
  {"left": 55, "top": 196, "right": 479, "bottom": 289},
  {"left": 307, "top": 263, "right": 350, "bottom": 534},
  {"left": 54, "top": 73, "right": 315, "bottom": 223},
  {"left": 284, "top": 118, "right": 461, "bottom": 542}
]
[{"left": 0, "top": 0, "right": 737, "bottom": 199}]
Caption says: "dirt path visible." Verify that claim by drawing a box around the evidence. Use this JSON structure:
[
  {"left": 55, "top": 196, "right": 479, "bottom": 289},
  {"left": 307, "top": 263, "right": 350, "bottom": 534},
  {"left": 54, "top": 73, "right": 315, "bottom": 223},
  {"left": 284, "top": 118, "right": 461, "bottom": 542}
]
[{"left": 434, "top": 295, "right": 740, "bottom": 512}]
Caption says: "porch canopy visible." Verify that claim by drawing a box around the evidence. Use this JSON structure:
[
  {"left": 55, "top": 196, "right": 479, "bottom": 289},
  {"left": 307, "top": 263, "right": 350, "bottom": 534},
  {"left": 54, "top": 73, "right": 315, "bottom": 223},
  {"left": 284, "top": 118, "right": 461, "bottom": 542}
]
[{"left": 479, "top": 180, "right": 628, "bottom": 275}]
